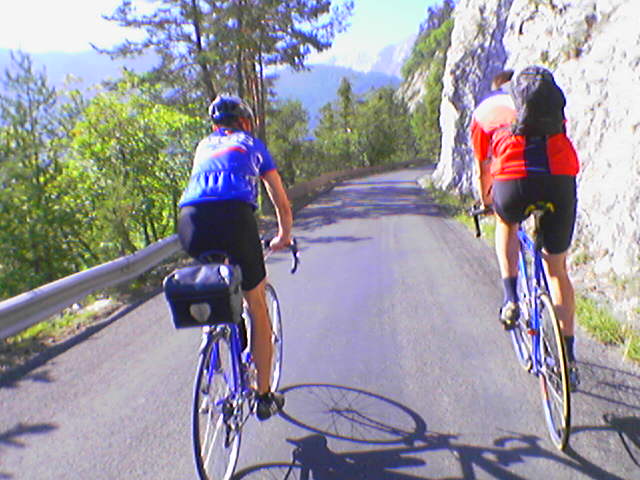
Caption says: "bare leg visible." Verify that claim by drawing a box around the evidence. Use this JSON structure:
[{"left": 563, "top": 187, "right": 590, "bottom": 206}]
[
  {"left": 243, "top": 278, "right": 272, "bottom": 394},
  {"left": 542, "top": 251, "right": 575, "bottom": 336},
  {"left": 494, "top": 215, "right": 520, "bottom": 279}
]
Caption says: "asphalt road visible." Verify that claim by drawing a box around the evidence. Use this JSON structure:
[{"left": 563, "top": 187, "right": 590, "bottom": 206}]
[{"left": 1, "top": 166, "right": 639, "bottom": 479}]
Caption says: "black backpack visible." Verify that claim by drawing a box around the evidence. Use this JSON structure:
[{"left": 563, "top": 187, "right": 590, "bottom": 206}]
[{"left": 510, "top": 66, "right": 566, "bottom": 136}]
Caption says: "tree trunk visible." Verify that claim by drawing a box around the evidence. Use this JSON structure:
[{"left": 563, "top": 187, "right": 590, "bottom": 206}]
[{"left": 190, "top": 0, "right": 217, "bottom": 101}]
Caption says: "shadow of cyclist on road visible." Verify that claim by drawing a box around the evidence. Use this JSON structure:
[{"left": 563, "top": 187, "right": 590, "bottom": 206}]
[{"left": 234, "top": 383, "right": 633, "bottom": 479}]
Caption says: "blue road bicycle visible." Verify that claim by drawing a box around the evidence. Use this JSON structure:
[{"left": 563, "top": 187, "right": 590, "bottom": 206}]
[
  {"left": 164, "top": 239, "right": 299, "bottom": 480},
  {"left": 472, "top": 203, "right": 571, "bottom": 451}
]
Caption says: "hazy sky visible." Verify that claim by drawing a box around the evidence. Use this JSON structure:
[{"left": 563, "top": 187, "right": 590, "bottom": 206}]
[{"left": 0, "top": 1, "right": 439, "bottom": 65}]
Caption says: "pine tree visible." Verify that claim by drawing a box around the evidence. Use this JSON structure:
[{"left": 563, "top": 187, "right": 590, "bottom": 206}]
[
  {"left": 0, "top": 52, "right": 80, "bottom": 297},
  {"left": 100, "top": 0, "right": 353, "bottom": 139}
]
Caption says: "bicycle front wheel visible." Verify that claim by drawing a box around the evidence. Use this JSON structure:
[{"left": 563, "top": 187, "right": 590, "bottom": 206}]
[
  {"left": 537, "top": 293, "right": 571, "bottom": 450},
  {"left": 265, "top": 283, "right": 283, "bottom": 391},
  {"left": 192, "top": 328, "right": 242, "bottom": 480}
]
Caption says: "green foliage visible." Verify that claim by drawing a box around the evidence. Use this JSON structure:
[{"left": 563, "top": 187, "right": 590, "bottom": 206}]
[
  {"left": 71, "top": 73, "right": 204, "bottom": 257},
  {"left": 313, "top": 89, "right": 353, "bottom": 172},
  {"left": 266, "top": 99, "right": 313, "bottom": 186},
  {"left": 408, "top": 16, "right": 454, "bottom": 162},
  {"left": 576, "top": 296, "right": 626, "bottom": 345},
  {"left": 400, "top": 1, "right": 455, "bottom": 163},
  {"left": 313, "top": 80, "right": 416, "bottom": 172},
  {"left": 353, "top": 87, "right": 414, "bottom": 167},
  {"left": 101, "top": 0, "right": 354, "bottom": 139},
  {"left": 0, "top": 56, "right": 203, "bottom": 300},
  {"left": 0, "top": 52, "right": 86, "bottom": 298},
  {"left": 402, "top": 0, "right": 455, "bottom": 80}
]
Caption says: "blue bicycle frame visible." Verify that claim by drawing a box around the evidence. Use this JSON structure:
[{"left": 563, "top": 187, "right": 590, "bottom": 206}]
[
  {"left": 204, "top": 324, "right": 244, "bottom": 394},
  {"left": 517, "top": 224, "right": 549, "bottom": 374}
]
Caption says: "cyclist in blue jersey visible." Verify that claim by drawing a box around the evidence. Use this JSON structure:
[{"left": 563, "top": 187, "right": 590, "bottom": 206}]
[{"left": 178, "top": 94, "right": 293, "bottom": 420}]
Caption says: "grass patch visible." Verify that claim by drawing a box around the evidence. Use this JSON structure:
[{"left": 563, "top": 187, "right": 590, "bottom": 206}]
[
  {"left": 625, "top": 333, "right": 640, "bottom": 363},
  {"left": 9, "top": 299, "right": 116, "bottom": 342},
  {"left": 576, "top": 296, "right": 625, "bottom": 345},
  {"left": 576, "top": 295, "right": 640, "bottom": 363},
  {"left": 426, "top": 182, "right": 470, "bottom": 219},
  {"left": 623, "top": 331, "right": 640, "bottom": 363}
]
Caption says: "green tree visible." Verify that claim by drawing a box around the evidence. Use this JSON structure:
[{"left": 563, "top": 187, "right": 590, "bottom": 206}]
[
  {"left": 0, "top": 52, "right": 85, "bottom": 298},
  {"left": 402, "top": 1, "right": 455, "bottom": 161},
  {"left": 354, "top": 87, "right": 414, "bottom": 167},
  {"left": 314, "top": 84, "right": 416, "bottom": 172},
  {"left": 401, "top": 0, "right": 455, "bottom": 80},
  {"left": 71, "top": 73, "right": 204, "bottom": 258},
  {"left": 100, "top": 0, "right": 353, "bottom": 139},
  {"left": 313, "top": 76, "right": 359, "bottom": 170},
  {"left": 266, "top": 99, "right": 311, "bottom": 186},
  {"left": 314, "top": 101, "right": 349, "bottom": 172}
]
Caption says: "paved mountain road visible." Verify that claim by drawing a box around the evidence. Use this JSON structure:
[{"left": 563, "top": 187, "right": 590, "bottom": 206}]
[{"left": 1, "top": 166, "right": 639, "bottom": 479}]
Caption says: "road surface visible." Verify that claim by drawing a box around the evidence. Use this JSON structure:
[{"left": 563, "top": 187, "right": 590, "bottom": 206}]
[{"left": 1, "top": 166, "right": 639, "bottom": 479}]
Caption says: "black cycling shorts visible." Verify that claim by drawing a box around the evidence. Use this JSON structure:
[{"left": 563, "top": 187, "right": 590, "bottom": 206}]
[
  {"left": 177, "top": 200, "right": 266, "bottom": 291},
  {"left": 493, "top": 175, "right": 577, "bottom": 254}
]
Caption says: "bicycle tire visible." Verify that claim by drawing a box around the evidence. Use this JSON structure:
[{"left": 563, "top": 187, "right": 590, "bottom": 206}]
[
  {"left": 510, "top": 249, "right": 533, "bottom": 371},
  {"left": 234, "top": 463, "right": 305, "bottom": 479},
  {"left": 265, "top": 283, "right": 283, "bottom": 391},
  {"left": 537, "top": 292, "right": 571, "bottom": 450},
  {"left": 192, "top": 328, "right": 242, "bottom": 480}
]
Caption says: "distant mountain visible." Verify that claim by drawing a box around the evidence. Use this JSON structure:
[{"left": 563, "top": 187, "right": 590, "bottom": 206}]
[
  {"left": 0, "top": 48, "right": 401, "bottom": 130},
  {"left": 272, "top": 64, "right": 400, "bottom": 127},
  {"left": 311, "top": 34, "right": 416, "bottom": 78},
  {"left": 370, "top": 35, "right": 416, "bottom": 77},
  {"left": 0, "top": 48, "right": 156, "bottom": 90}
]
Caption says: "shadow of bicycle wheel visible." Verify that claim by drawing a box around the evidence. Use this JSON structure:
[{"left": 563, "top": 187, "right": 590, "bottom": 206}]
[{"left": 277, "top": 383, "right": 428, "bottom": 446}]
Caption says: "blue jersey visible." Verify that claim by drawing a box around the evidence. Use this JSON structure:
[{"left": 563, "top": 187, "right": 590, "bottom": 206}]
[{"left": 179, "top": 128, "right": 277, "bottom": 208}]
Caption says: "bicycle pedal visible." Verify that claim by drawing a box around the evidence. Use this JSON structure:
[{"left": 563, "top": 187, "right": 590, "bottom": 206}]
[
  {"left": 501, "top": 320, "right": 516, "bottom": 331},
  {"left": 198, "top": 397, "right": 210, "bottom": 414},
  {"left": 222, "top": 400, "right": 235, "bottom": 421}
]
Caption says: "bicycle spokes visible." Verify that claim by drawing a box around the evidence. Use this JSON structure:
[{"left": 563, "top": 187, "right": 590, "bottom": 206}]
[
  {"left": 538, "top": 293, "right": 571, "bottom": 450},
  {"left": 193, "top": 332, "right": 242, "bottom": 480}
]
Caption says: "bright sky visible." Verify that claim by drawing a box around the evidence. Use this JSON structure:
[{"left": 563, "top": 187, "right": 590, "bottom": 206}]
[{"left": 0, "top": 0, "right": 439, "bottom": 65}]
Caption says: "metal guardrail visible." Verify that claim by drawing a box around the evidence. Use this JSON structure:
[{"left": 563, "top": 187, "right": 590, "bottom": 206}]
[
  {"left": 0, "top": 162, "right": 417, "bottom": 341},
  {"left": 0, "top": 235, "right": 181, "bottom": 340}
]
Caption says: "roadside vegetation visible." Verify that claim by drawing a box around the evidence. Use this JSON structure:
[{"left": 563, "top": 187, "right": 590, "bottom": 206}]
[{"left": 576, "top": 296, "right": 640, "bottom": 363}]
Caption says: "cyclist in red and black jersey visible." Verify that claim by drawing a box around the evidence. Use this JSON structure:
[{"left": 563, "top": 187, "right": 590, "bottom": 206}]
[{"left": 471, "top": 67, "right": 580, "bottom": 390}]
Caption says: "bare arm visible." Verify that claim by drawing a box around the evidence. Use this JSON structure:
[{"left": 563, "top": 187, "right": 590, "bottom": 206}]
[
  {"left": 261, "top": 169, "right": 293, "bottom": 250},
  {"left": 470, "top": 121, "right": 493, "bottom": 207}
]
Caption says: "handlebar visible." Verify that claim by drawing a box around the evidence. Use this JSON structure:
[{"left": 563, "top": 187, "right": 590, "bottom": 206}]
[
  {"left": 469, "top": 205, "right": 493, "bottom": 238},
  {"left": 263, "top": 237, "right": 300, "bottom": 274}
]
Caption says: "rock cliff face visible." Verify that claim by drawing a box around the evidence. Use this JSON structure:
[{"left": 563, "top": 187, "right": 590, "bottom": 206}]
[{"left": 423, "top": 0, "right": 639, "bottom": 324}]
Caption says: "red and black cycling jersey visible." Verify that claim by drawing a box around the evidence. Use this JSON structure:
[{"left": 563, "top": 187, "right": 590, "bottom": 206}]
[{"left": 470, "top": 91, "right": 580, "bottom": 180}]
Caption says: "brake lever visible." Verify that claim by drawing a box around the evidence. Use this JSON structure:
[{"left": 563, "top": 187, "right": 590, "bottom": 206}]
[{"left": 263, "top": 237, "right": 300, "bottom": 274}]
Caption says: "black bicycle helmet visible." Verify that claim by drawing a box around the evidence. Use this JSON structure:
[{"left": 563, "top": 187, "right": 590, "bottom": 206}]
[{"left": 208, "top": 94, "right": 254, "bottom": 124}]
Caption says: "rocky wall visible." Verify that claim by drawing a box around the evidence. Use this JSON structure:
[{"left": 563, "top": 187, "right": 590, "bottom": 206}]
[{"left": 425, "top": 0, "right": 639, "bottom": 324}]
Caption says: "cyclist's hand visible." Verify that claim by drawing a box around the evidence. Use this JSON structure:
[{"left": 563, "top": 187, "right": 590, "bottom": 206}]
[
  {"left": 481, "top": 185, "right": 493, "bottom": 210},
  {"left": 269, "top": 234, "right": 292, "bottom": 252},
  {"left": 481, "top": 202, "right": 494, "bottom": 213}
]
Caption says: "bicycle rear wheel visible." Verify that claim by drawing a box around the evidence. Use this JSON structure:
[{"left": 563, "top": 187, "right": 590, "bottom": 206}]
[
  {"left": 192, "top": 328, "right": 242, "bottom": 480},
  {"left": 265, "top": 283, "right": 283, "bottom": 391},
  {"left": 511, "top": 249, "right": 533, "bottom": 371},
  {"left": 537, "top": 292, "right": 571, "bottom": 450}
]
